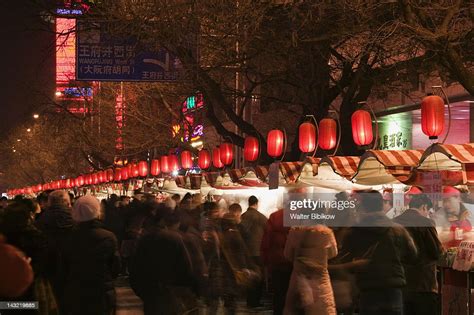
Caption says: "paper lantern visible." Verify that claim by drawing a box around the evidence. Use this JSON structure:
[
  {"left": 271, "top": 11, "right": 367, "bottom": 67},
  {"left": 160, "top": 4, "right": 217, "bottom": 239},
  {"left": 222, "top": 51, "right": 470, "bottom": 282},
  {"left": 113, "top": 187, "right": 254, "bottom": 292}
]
[
  {"left": 169, "top": 155, "right": 179, "bottom": 172},
  {"left": 267, "top": 129, "right": 284, "bottom": 158},
  {"left": 351, "top": 110, "right": 373, "bottom": 146},
  {"left": 299, "top": 122, "right": 317, "bottom": 153},
  {"left": 138, "top": 161, "right": 148, "bottom": 177},
  {"left": 97, "top": 171, "right": 104, "bottom": 183},
  {"left": 244, "top": 136, "right": 259, "bottom": 162},
  {"left": 421, "top": 95, "right": 445, "bottom": 139},
  {"left": 114, "top": 168, "right": 122, "bottom": 181},
  {"left": 212, "top": 147, "right": 224, "bottom": 168},
  {"left": 76, "top": 175, "right": 84, "bottom": 187},
  {"left": 92, "top": 173, "right": 99, "bottom": 185},
  {"left": 219, "top": 142, "right": 233, "bottom": 166},
  {"left": 181, "top": 151, "right": 193, "bottom": 169},
  {"left": 121, "top": 167, "right": 129, "bottom": 180},
  {"left": 150, "top": 159, "right": 161, "bottom": 176},
  {"left": 198, "top": 149, "right": 211, "bottom": 169},
  {"left": 106, "top": 169, "right": 114, "bottom": 182},
  {"left": 130, "top": 163, "right": 139, "bottom": 178},
  {"left": 85, "top": 174, "right": 92, "bottom": 186},
  {"left": 319, "top": 118, "right": 337, "bottom": 150},
  {"left": 161, "top": 156, "right": 170, "bottom": 173}
]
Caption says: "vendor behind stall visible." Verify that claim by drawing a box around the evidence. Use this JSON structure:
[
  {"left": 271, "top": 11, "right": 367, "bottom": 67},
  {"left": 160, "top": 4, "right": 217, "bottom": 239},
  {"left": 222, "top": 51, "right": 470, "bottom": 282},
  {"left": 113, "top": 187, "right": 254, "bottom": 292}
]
[{"left": 441, "top": 186, "right": 472, "bottom": 232}]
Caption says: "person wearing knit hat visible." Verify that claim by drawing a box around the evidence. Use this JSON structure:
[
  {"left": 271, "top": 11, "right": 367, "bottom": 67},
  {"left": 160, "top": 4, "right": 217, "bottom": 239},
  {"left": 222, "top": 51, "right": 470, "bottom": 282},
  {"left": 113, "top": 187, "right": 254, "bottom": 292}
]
[
  {"left": 0, "top": 236, "right": 34, "bottom": 298},
  {"left": 72, "top": 194, "right": 101, "bottom": 222},
  {"left": 63, "top": 195, "right": 120, "bottom": 315}
]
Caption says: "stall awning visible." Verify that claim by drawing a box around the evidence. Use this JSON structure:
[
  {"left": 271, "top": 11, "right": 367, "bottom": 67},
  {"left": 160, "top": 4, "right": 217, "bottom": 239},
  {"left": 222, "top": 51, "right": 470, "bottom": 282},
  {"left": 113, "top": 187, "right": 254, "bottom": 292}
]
[
  {"left": 304, "top": 157, "right": 321, "bottom": 176},
  {"left": 280, "top": 162, "right": 304, "bottom": 183},
  {"left": 416, "top": 143, "right": 474, "bottom": 185},
  {"left": 202, "top": 171, "right": 222, "bottom": 187},
  {"left": 254, "top": 165, "right": 270, "bottom": 181},
  {"left": 228, "top": 167, "right": 254, "bottom": 182},
  {"left": 320, "top": 156, "right": 360, "bottom": 179},
  {"left": 353, "top": 149, "right": 424, "bottom": 185},
  {"left": 175, "top": 175, "right": 186, "bottom": 188}
]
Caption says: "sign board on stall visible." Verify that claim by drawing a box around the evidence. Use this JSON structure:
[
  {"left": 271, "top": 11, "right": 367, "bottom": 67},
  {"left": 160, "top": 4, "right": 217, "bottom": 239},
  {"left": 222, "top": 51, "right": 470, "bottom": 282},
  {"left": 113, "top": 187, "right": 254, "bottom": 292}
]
[{"left": 76, "top": 20, "right": 185, "bottom": 81}]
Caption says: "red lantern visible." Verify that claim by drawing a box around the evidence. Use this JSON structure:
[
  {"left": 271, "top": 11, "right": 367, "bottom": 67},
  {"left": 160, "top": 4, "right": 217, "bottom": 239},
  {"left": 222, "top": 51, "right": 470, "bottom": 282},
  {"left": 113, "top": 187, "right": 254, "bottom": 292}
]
[
  {"left": 198, "top": 150, "right": 211, "bottom": 169},
  {"left": 138, "top": 161, "right": 148, "bottom": 177},
  {"left": 92, "top": 173, "right": 99, "bottom": 185},
  {"left": 181, "top": 151, "right": 193, "bottom": 169},
  {"left": 161, "top": 156, "right": 170, "bottom": 173},
  {"left": 85, "top": 174, "right": 92, "bottom": 185},
  {"left": 150, "top": 159, "right": 161, "bottom": 176},
  {"left": 421, "top": 95, "right": 445, "bottom": 139},
  {"left": 319, "top": 118, "right": 337, "bottom": 150},
  {"left": 220, "top": 142, "right": 233, "bottom": 166},
  {"left": 351, "top": 110, "right": 373, "bottom": 146},
  {"left": 169, "top": 155, "right": 179, "bottom": 172},
  {"left": 101, "top": 171, "right": 107, "bottom": 183},
  {"left": 121, "top": 167, "right": 129, "bottom": 180},
  {"left": 77, "top": 175, "right": 84, "bottom": 187},
  {"left": 130, "top": 163, "right": 139, "bottom": 178},
  {"left": 37, "top": 184, "right": 43, "bottom": 192},
  {"left": 299, "top": 122, "right": 317, "bottom": 153},
  {"left": 106, "top": 169, "right": 114, "bottom": 182},
  {"left": 114, "top": 168, "right": 122, "bottom": 181},
  {"left": 244, "top": 136, "right": 259, "bottom": 162},
  {"left": 267, "top": 129, "right": 285, "bottom": 158},
  {"left": 212, "top": 147, "right": 224, "bottom": 168},
  {"left": 96, "top": 171, "right": 103, "bottom": 183}
]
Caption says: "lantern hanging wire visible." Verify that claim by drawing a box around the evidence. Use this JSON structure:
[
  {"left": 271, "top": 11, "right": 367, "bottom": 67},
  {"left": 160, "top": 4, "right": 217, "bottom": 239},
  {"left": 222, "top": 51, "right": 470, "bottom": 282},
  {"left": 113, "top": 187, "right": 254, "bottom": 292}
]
[
  {"left": 302, "top": 115, "right": 319, "bottom": 158},
  {"left": 326, "top": 107, "right": 342, "bottom": 156}
]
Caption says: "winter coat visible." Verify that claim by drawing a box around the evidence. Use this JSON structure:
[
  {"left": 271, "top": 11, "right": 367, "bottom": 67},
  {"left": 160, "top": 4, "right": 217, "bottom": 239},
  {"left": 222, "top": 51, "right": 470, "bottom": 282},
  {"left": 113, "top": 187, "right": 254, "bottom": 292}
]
[
  {"left": 240, "top": 207, "right": 267, "bottom": 257},
  {"left": 393, "top": 209, "right": 443, "bottom": 293},
  {"left": 35, "top": 205, "right": 74, "bottom": 298},
  {"left": 261, "top": 209, "right": 292, "bottom": 272},
  {"left": 63, "top": 219, "right": 120, "bottom": 315},
  {"left": 284, "top": 225, "right": 338, "bottom": 315},
  {"left": 130, "top": 229, "right": 195, "bottom": 298},
  {"left": 103, "top": 204, "right": 126, "bottom": 244},
  {"left": 340, "top": 212, "right": 417, "bottom": 291}
]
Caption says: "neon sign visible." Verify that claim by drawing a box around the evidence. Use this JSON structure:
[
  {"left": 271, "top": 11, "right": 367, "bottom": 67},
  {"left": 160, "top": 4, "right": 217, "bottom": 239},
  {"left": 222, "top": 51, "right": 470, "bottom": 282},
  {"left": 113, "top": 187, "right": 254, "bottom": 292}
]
[
  {"left": 56, "top": 8, "right": 83, "bottom": 15},
  {"left": 182, "top": 93, "right": 204, "bottom": 113},
  {"left": 63, "top": 87, "right": 93, "bottom": 98}
]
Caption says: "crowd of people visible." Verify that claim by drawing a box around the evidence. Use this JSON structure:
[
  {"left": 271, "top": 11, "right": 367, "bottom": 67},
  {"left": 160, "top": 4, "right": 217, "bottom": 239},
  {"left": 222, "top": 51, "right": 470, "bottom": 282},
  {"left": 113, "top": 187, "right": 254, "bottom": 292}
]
[{"left": 0, "top": 188, "right": 449, "bottom": 315}]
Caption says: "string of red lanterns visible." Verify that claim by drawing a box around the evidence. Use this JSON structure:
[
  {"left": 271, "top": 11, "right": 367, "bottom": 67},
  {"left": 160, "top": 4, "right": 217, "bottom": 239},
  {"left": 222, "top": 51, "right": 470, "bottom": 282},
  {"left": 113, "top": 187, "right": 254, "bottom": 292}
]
[{"left": 9, "top": 95, "right": 447, "bottom": 197}]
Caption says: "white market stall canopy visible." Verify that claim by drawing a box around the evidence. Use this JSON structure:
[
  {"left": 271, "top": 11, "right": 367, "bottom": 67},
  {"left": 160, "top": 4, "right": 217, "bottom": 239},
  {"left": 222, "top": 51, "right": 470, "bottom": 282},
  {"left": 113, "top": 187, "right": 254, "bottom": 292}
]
[{"left": 352, "top": 149, "right": 423, "bottom": 185}]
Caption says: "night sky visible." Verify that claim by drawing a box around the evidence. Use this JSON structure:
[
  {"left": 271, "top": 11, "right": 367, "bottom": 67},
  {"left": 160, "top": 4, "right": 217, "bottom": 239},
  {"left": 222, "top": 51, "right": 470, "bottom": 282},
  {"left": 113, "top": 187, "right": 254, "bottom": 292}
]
[{"left": 0, "top": 1, "right": 54, "bottom": 137}]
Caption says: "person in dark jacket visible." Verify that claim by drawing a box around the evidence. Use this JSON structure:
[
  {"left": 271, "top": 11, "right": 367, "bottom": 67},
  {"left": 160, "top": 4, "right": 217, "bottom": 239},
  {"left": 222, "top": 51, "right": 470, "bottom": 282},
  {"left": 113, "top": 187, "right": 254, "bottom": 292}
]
[
  {"left": 1, "top": 203, "right": 58, "bottom": 315},
  {"left": 393, "top": 194, "right": 443, "bottom": 315},
  {"left": 340, "top": 190, "right": 417, "bottom": 315},
  {"left": 240, "top": 196, "right": 267, "bottom": 308},
  {"left": 35, "top": 190, "right": 74, "bottom": 313},
  {"left": 131, "top": 213, "right": 197, "bottom": 315},
  {"left": 261, "top": 209, "right": 291, "bottom": 315},
  {"left": 63, "top": 195, "right": 120, "bottom": 315}
]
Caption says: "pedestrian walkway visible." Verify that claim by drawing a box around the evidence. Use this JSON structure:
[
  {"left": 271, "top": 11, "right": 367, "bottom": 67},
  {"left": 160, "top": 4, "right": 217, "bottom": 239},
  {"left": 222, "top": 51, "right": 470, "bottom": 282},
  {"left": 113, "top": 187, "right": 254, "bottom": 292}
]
[{"left": 115, "top": 277, "right": 273, "bottom": 314}]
